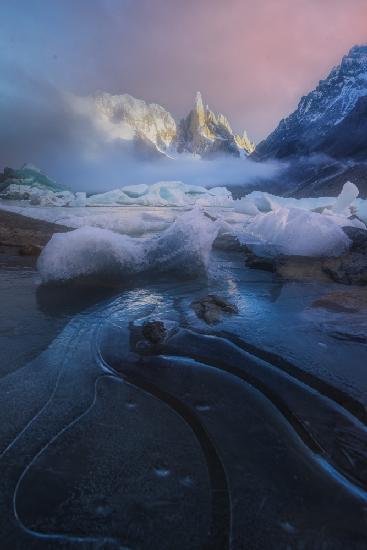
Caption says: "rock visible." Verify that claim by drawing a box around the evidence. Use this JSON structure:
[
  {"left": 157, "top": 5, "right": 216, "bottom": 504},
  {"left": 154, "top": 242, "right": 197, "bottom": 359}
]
[
  {"left": 322, "top": 255, "right": 367, "bottom": 285},
  {"left": 322, "top": 227, "right": 367, "bottom": 285},
  {"left": 18, "top": 244, "right": 43, "bottom": 257},
  {"left": 312, "top": 289, "right": 367, "bottom": 314},
  {"left": 247, "top": 254, "right": 275, "bottom": 272},
  {"left": 191, "top": 294, "right": 238, "bottom": 325},
  {"left": 242, "top": 225, "right": 367, "bottom": 286},
  {"left": 213, "top": 233, "right": 246, "bottom": 252},
  {"left": 342, "top": 226, "right": 367, "bottom": 252},
  {"left": 142, "top": 321, "right": 167, "bottom": 344},
  {"left": 243, "top": 248, "right": 275, "bottom": 272},
  {"left": 275, "top": 256, "right": 328, "bottom": 281},
  {"left": 309, "top": 288, "right": 367, "bottom": 343}
]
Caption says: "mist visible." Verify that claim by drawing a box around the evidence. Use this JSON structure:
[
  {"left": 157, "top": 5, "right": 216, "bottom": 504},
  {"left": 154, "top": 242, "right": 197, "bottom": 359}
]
[{"left": 0, "top": 66, "right": 284, "bottom": 194}]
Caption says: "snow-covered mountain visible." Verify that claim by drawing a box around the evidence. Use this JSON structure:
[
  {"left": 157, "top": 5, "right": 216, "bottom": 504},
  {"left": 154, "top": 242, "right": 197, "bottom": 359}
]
[
  {"left": 256, "top": 44, "right": 367, "bottom": 159},
  {"left": 71, "top": 91, "right": 254, "bottom": 159},
  {"left": 71, "top": 92, "right": 177, "bottom": 156},
  {"left": 176, "top": 92, "right": 255, "bottom": 157}
]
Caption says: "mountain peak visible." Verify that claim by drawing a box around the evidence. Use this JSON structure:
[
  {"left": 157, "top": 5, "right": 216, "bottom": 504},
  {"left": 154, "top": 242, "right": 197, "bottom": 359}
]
[
  {"left": 194, "top": 91, "right": 206, "bottom": 126},
  {"left": 70, "top": 90, "right": 255, "bottom": 159},
  {"left": 195, "top": 91, "right": 204, "bottom": 110},
  {"left": 347, "top": 43, "right": 367, "bottom": 57},
  {"left": 256, "top": 43, "right": 367, "bottom": 159},
  {"left": 176, "top": 93, "right": 255, "bottom": 157}
]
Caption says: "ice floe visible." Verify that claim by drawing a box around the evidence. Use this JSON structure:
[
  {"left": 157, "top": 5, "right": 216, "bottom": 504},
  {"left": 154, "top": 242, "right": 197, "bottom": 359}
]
[
  {"left": 235, "top": 206, "right": 364, "bottom": 257},
  {"left": 86, "top": 181, "right": 233, "bottom": 207},
  {"left": 38, "top": 208, "right": 220, "bottom": 284}
]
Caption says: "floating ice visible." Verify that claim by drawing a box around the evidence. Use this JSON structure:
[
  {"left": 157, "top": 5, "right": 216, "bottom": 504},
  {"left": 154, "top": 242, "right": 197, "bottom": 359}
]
[
  {"left": 233, "top": 198, "right": 260, "bottom": 215},
  {"left": 236, "top": 207, "right": 363, "bottom": 257},
  {"left": 86, "top": 181, "right": 233, "bottom": 207},
  {"left": 38, "top": 208, "right": 219, "bottom": 284},
  {"left": 244, "top": 191, "right": 335, "bottom": 213},
  {"left": 355, "top": 198, "right": 367, "bottom": 224},
  {"left": 1, "top": 184, "right": 87, "bottom": 207},
  {"left": 332, "top": 181, "right": 359, "bottom": 214}
]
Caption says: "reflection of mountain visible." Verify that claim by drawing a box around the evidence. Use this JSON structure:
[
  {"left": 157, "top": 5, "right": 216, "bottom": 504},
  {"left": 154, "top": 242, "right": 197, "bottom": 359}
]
[{"left": 71, "top": 91, "right": 255, "bottom": 159}]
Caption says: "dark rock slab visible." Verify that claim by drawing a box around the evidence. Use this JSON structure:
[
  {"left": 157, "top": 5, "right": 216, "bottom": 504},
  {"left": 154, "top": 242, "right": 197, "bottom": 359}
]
[{"left": 191, "top": 295, "right": 238, "bottom": 325}]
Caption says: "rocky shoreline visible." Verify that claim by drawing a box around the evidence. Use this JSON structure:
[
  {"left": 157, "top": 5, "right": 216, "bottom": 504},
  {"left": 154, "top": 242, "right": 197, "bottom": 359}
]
[
  {"left": 0, "top": 210, "right": 69, "bottom": 264},
  {"left": 243, "top": 225, "right": 367, "bottom": 286}
]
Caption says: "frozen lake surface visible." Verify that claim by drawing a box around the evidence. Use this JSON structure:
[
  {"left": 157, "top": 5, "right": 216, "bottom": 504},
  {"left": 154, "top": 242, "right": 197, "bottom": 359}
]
[{"left": 0, "top": 205, "right": 366, "bottom": 548}]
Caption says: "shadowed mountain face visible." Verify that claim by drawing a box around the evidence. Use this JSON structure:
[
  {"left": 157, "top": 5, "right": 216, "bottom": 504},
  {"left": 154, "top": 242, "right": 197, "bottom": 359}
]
[
  {"left": 251, "top": 45, "right": 367, "bottom": 198},
  {"left": 318, "top": 96, "right": 367, "bottom": 160},
  {"left": 255, "top": 45, "right": 367, "bottom": 161}
]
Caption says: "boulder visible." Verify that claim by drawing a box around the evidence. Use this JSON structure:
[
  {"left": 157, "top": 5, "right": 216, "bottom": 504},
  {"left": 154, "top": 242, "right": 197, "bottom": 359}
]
[
  {"left": 18, "top": 244, "right": 42, "bottom": 257},
  {"left": 312, "top": 288, "right": 367, "bottom": 313},
  {"left": 142, "top": 321, "right": 167, "bottom": 344},
  {"left": 322, "top": 226, "right": 367, "bottom": 285},
  {"left": 191, "top": 294, "right": 238, "bottom": 325}
]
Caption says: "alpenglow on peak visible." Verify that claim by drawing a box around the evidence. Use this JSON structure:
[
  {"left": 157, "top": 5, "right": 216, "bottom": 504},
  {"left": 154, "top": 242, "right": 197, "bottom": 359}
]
[
  {"left": 69, "top": 90, "right": 255, "bottom": 159},
  {"left": 176, "top": 91, "right": 255, "bottom": 157}
]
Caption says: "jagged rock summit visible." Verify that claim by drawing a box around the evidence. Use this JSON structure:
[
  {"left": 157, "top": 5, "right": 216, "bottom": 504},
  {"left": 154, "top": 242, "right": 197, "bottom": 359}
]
[
  {"left": 176, "top": 92, "right": 255, "bottom": 158},
  {"left": 71, "top": 90, "right": 255, "bottom": 159}
]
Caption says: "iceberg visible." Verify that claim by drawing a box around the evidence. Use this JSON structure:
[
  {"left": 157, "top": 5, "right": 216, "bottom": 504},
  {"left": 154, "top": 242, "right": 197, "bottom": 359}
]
[
  {"left": 244, "top": 191, "right": 335, "bottom": 213},
  {"left": 38, "top": 208, "right": 220, "bottom": 284},
  {"left": 233, "top": 198, "right": 260, "bottom": 215},
  {"left": 86, "top": 181, "right": 233, "bottom": 207},
  {"left": 331, "top": 181, "right": 359, "bottom": 214},
  {"left": 354, "top": 198, "right": 367, "bottom": 225},
  {"left": 236, "top": 207, "right": 364, "bottom": 258},
  {"left": 0, "top": 184, "right": 86, "bottom": 207}
]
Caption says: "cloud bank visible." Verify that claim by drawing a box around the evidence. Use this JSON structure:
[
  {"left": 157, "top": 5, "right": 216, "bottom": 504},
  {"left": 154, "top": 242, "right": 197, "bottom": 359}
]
[{"left": 0, "top": 67, "right": 283, "bottom": 193}]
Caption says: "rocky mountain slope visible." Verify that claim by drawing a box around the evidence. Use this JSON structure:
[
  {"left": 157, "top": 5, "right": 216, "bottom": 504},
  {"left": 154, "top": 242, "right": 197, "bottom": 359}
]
[
  {"left": 318, "top": 95, "right": 367, "bottom": 160},
  {"left": 256, "top": 44, "right": 367, "bottom": 160}
]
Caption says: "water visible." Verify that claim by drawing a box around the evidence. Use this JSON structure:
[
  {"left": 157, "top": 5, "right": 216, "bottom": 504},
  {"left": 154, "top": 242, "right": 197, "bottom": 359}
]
[{"left": 0, "top": 207, "right": 366, "bottom": 549}]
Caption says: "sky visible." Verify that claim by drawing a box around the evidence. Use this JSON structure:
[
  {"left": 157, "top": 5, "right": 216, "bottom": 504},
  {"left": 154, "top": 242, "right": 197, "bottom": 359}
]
[
  {"left": 1, "top": 0, "right": 367, "bottom": 141},
  {"left": 0, "top": 0, "right": 366, "bottom": 188}
]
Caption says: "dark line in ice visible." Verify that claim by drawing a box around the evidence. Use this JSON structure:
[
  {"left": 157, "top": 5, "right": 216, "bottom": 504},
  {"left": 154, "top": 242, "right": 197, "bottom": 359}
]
[
  {"left": 216, "top": 329, "right": 367, "bottom": 426},
  {"left": 122, "top": 370, "right": 230, "bottom": 550},
  {"left": 0, "top": 328, "right": 81, "bottom": 459},
  {"left": 12, "top": 374, "right": 123, "bottom": 548},
  {"left": 94, "top": 345, "right": 230, "bottom": 550},
  {"left": 159, "top": 353, "right": 367, "bottom": 503}
]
